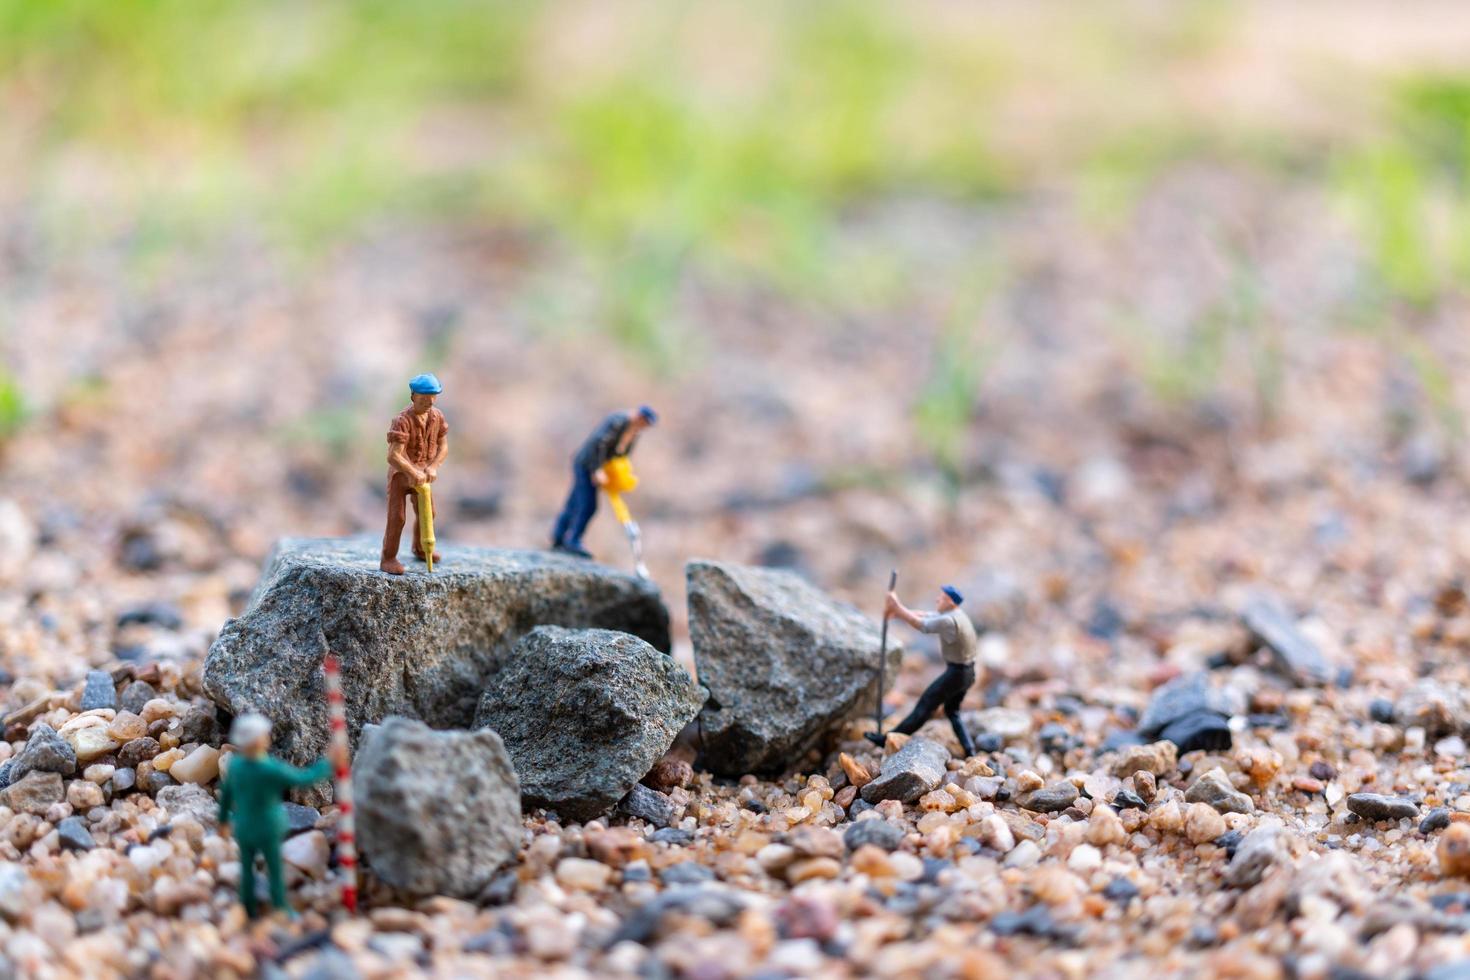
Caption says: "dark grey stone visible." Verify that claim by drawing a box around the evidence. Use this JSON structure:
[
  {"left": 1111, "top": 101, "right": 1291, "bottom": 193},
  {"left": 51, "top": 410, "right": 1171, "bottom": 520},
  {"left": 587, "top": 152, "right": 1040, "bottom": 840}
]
[
  {"left": 141, "top": 770, "right": 174, "bottom": 795},
  {"left": 57, "top": 816, "right": 95, "bottom": 852},
  {"left": 1243, "top": 593, "right": 1332, "bottom": 686},
  {"left": 1422, "top": 807, "right": 1453, "bottom": 835},
  {"left": 10, "top": 724, "right": 77, "bottom": 782},
  {"left": 355, "top": 716, "right": 521, "bottom": 898},
  {"left": 119, "top": 681, "right": 158, "bottom": 715},
  {"left": 80, "top": 671, "right": 116, "bottom": 711},
  {"left": 157, "top": 783, "right": 219, "bottom": 829},
  {"left": 117, "top": 602, "right": 184, "bottom": 631},
  {"left": 1112, "top": 789, "right": 1147, "bottom": 810},
  {"left": 843, "top": 819, "right": 905, "bottom": 852},
  {"left": 111, "top": 768, "right": 136, "bottom": 794},
  {"left": 1224, "top": 825, "right": 1283, "bottom": 888},
  {"left": 860, "top": 738, "right": 949, "bottom": 804},
  {"left": 179, "top": 705, "right": 221, "bottom": 747},
  {"left": 474, "top": 627, "right": 701, "bottom": 822},
  {"left": 1369, "top": 698, "right": 1396, "bottom": 724},
  {"left": 203, "top": 537, "right": 671, "bottom": 784},
  {"left": 1015, "top": 782, "right": 1079, "bottom": 813},
  {"left": 1136, "top": 672, "right": 1235, "bottom": 753},
  {"left": 660, "top": 862, "right": 714, "bottom": 885},
  {"left": 1102, "top": 877, "right": 1140, "bottom": 903},
  {"left": 688, "top": 560, "right": 899, "bottom": 776},
  {"left": 608, "top": 887, "right": 746, "bottom": 947},
  {"left": 284, "top": 802, "right": 321, "bottom": 836},
  {"left": 117, "top": 738, "right": 161, "bottom": 768},
  {"left": 619, "top": 784, "right": 678, "bottom": 829},
  {"left": 1346, "top": 793, "right": 1419, "bottom": 822},
  {"left": 650, "top": 827, "right": 694, "bottom": 846}
]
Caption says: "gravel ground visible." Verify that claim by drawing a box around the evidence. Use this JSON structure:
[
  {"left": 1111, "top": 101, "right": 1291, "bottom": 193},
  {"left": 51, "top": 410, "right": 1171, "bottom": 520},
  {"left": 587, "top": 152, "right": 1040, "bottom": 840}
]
[{"left": 4, "top": 168, "right": 1470, "bottom": 978}]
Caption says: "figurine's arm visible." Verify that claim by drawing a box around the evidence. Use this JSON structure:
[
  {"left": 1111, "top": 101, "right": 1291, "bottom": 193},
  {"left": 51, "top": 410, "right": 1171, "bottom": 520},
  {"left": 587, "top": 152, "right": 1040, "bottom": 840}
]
[
  {"left": 424, "top": 435, "right": 448, "bottom": 484},
  {"left": 218, "top": 773, "right": 234, "bottom": 829},
  {"left": 884, "top": 592, "right": 929, "bottom": 631},
  {"left": 265, "top": 756, "right": 333, "bottom": 789},
  {"left": 387, "top": 442, "right": 425, "bottom": 484}
]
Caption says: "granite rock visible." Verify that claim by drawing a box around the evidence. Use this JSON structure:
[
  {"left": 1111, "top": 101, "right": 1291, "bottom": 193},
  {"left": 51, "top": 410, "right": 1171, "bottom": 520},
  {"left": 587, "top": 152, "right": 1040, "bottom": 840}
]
[
  {"left": 355, "top": 716, "right": 521, "bottom": 897},
  {"left": 688, "top": 560, "right": 898, "bottom": 775},
  {"left": 474, "top": 627, "right": 702, "bottom": 821},
  {"left": 203, "top": 537, "right": 671, "bottom": 786}
]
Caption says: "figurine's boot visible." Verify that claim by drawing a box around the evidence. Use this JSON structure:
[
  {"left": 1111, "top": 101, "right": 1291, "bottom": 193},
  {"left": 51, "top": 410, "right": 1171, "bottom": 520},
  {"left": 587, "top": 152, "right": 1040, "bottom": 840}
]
[
  {"left": 863, "top": 731, "right": 886, "bottom": 748},
  {"left": 380, "top": 556, "right": 406, "bottom": 575},
  {"left": 949, "top": 714, "right": 977, "bottom": 758}
]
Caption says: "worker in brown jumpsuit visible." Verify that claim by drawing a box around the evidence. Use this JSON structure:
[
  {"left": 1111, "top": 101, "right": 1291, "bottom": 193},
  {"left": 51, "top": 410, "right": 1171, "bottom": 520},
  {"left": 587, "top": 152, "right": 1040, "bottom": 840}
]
[{"left": 381, "top": 373, "right": 448, "bottom": 575}]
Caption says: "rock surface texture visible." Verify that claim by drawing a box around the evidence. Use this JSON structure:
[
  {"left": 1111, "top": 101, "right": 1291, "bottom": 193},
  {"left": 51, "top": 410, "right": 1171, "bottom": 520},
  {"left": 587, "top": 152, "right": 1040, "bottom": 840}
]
[
  {"left": 355, "top": 716, "right": 521, "bottom": 898},
  {"left": 687, "top": 560, "right": 899, "bottom": 775},
  {"left": 203, "top": 537, "right": 671, "bottom": 770},
  {"left": 474, "top": 627, "right": 702, "bottom": 821}
]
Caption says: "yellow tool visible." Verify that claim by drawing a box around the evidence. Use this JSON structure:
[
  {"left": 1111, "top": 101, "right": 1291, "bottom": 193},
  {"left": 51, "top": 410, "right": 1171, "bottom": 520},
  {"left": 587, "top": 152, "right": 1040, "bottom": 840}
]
[
  {"left": 599, "top": 457, "right": 649, "bottom": 578},
  {"left": 413, "top": 483, "right": 436, "bottom": 572}
]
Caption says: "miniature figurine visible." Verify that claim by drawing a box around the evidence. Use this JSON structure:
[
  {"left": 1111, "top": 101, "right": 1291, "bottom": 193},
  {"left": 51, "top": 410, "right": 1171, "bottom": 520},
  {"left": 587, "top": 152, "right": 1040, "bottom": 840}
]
[
  {"left": 218, "top": 713, "right": 341, "bottom": 918},
  {"left": 551, "top": 405, "right": 657, "bottom": 559},
  {"left": 381, "top": 373, "right": 448, "bottom": 575},
  {"left": 865, "top": 584, "right": 979, "bottom": 756}
]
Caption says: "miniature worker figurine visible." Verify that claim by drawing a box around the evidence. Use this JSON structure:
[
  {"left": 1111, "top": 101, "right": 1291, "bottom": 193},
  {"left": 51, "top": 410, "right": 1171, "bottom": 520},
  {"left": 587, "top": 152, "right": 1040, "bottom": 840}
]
[
  {"left": 218, "top": 713, "right": 341, "bottom": 918},
  {"left": 551, "top": 405, "right": 657, "bottom": 558},
  {"left": 866, "top": 585, "right": 980, "bottom": 756},
  {"left": 381, "top": 373, "right": 448, "bottom": 575}
]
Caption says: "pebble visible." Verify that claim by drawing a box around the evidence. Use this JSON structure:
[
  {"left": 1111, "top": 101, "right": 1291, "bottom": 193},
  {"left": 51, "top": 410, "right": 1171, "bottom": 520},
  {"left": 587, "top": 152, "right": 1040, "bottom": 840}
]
[
  {"left": 67, "top": 779, "right": 104, "bottom": 809},
  {"left": 1068, "top": 843, "right": 1102, "bottom": 871},
  {"left": 1112, "top": 788, "right": 1147, "bottom": 810},
  {"left": 57, "top": 816, "right": 95, "bottom": 852},
  {"left": 556, "top": 858, "right": 613, "bottom": 891},
  {"left": 618, "top": 784, "right": 678, "bottom": 829},
  {"left": 1102, "top": 877, "right": 1140, "bottom": 904},
  {"left": 1346, "top": 793, "right": 1420, "bottom": 822},
  {"left": 69, "top": 728, "right": 121, "bottom": 763},
  {"left": 3, "top": 770, "right": 63, "bottom": 815},
  {"left": 1184, "top": 803, "right": 1227, "bottom": 843},
  {"left": 844, "top": 819, "right": 904, "bottom": 852},
  {"left": 117, "top": 737, "right": 161, "bottom": 767},
  {"left": 107, "top": 711, "right": 147, "bottom": 741},
  {"left": 1112, "top": 741, "right": 1176, "bottom": 779},
  {"left": 1422, "top": 807, "right": 1453, "bottom": 835},
  {"left": 282, "top": 830, "right": 330, "bottom": 878},
  {"left": 1184, "top": 767, "right": 1255, "bottom": 814},
  {"left": 168, "top": 745, "right": 220, "bottom": 784},
  {"left": 11, "top": 724, "right": 78, "bottom": 781},
  {"left": 1015, "top": 782, "right": 1078, "bottom": 813},
  {"left": 1225, "top": 825, "right": 1284, "bottom": 888},
  {"left": 80, "top": 671, "right": 117, "bottom": 711},
  {"left": 1441, "top": 824, "right": 1470, "bottom": 878}
]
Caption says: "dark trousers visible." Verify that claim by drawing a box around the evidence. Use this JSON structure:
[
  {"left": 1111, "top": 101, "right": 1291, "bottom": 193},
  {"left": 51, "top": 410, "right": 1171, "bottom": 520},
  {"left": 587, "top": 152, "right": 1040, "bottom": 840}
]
[
  {"left": 893, "top": 662, "right": 976, "bottom": 754},
  {"left": 237, "top": 837, "right": 286, "bottom": 917},
  {"left": 552, "top": 466, "right": 598, "bottom": 548}
]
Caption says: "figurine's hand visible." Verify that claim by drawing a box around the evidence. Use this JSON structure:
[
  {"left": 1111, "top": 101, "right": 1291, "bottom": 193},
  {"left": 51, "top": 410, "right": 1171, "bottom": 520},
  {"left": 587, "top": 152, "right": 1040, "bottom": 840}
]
[
  {"left": 592, "top": 469, "right": 609, "bottom": 487},
  {"left": 408, "top": 467, "right": 426, "bottom": 485},
  {"left": 423, "top": 467, "right": 437, "bottom": 484},
  {"left": 884, "top": 592, "right": 900, "bottom": 616}
]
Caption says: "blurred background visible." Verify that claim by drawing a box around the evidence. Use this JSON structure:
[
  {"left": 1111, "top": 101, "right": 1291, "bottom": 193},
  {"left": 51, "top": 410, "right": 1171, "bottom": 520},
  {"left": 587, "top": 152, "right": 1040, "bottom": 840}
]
[{"left": 4, "top": 0, "right": 1470, "bottom": 695}]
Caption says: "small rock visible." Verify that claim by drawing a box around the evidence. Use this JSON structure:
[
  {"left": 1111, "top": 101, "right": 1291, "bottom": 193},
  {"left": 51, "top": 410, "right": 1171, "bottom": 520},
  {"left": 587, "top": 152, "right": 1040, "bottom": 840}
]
[
  {"left": 118, "top": 737, "right": 161, "bottom": 767},
  {"left": 1136, "top": 673, "right": 1233, "bottom": 753},
  {"left": 1225, "top": 825, "right": 1284, "bottom": 888},
  {"left": 1243, "top": 593, "right": 1332, "bottom": 686},
  {"left": 1185, "top": 767, "right": 1255, "bottom": 814},
  {"left": 1111, "top": 741, "right": 1177, "bottom": 779},
  {"left": 1184, "top": 802, "right": 1227, "bottom": 843},
  {"left": 618, "top": 784, "right": 678, "bottom": 829},
  {"left": 66, "top": 780, "right": 104, "bottom": 810},
  {"left": 1422, "top": 807, "right": 1453, "bottom": 835},
  {"left": 1015, "top": 782, "right": 1079, "bottom": 814},
  {"left": 283, "top": 802, "right": 321, "bottom": 836},
  {"left": 1102, "top": 877, "right": 1140, "bottom": 904},
  {"left": 1003, "top": 839, "right": 1041, "bottom": 868},
  {"left": 0, "top": 862, "right": 39, "bottom": 922},
  {"left": 1086, "top": 806, "right": 1127, "bottom": 847},
  {"left": 179, "top": 705, "right": 221, "bottom": 746},
  {"left": 107, "top": 711, "right": 147, "bottom": 742},
  {"left": 117, "top": 602, "right": 183, "bottom": 630},
  {"left": 141, "top": 770, "right": 174, "bottom": 795},
  {"left": 977, "top": 814, "right": 1015, "bottom": 853},
  {"left": 989, "top": 905, "right": 1060, "bottom": 938},
  {"left": 2, "top": 770, "right": 63, "bottom": 815},
  {"left": 1112, "top": 789, "right": 1147, "bottom": 810},
  {"left": 56, "top": 816, "right": 95, "bottom": 852},
  {"left": 556, "top": 857, "right": 612, "bottom": 891},
  {"left": 650, "top": 827, "right": 694, "bottom": 846},
  {"left": 69, "top": 728, "right": 121, "bottom": 763},
  {"left": 1394, "top": 681, "right": 1467, "bottom": 739},
  {"left": 844, "top": 820, "right": 905, "bottom": 852},
  {"left": 1369, "top": 698, "right": 1396, "bottom": 724},
  {"left": 1441, "top": 824, "right": 1470, "bottom": 878},
  {"left": 838, "top": 753, "right": 872, "bottom": 788},
  {"left": 80, "top": 671, "right": 117, "bottom": 711},
  {"left": 156, "top": 783, "right": 219, "bottom": 828},
  {"left": 10, "top": 724, "right": 78, "bottom": 781},
  {"left": 661, "top": 862, "right": 715, "bottom": 886},
  {"left": 1134, "top": 771, "right": 1157, "bottom": 802},
  {"left": 167, "top": 745, "right": 220, "bottom": 785},
  {"left": 112, "top": 768, "right": 136, "bottom": 794},
  {"left": 1346, "top": 793, "right": 1419, "bottom": 822},
  {"left": 1068, "top": 843, "right": 1102, "bottom": 871},
  {"left": 282, "top": 830, "right": 330, "bottom": 878},
  {"left": 860, "top": 738, "right": 950, "bottom": 804},
  {"left": 973, "top": 707, "right": 1032, "bottom": 741},
  {"left": 118, "top": 682, "right": 158, "bottom": 716}
]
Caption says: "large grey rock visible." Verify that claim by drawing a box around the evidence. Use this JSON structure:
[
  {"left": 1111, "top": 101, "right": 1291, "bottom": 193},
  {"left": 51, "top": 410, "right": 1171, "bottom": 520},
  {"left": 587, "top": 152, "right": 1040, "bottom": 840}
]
[
  {"left": 687, "top": 560, "right": 899, "bottom": 776},
  {"left": 204, "top": 537, "right": 670, "bottom": 775},
  {"left": 9, "top": 723, "right": 77, "bottom": 783},
  {"left": 355, "top": 716, "right": 520, "bottom": 897},
  {"left": 474, "top": 627, "right": 702, "bottom": 822},
  {"left": 860, "top": 738, "right": 950, "bottom": 804}
]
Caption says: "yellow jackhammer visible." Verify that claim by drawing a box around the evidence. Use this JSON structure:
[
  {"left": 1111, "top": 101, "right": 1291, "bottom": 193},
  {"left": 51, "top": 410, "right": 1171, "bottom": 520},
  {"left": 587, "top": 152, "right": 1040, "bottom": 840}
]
[
  {"left": 599, "top": 457, "right": 650, "bottom": 579},
  {"left": 413, "top": 483, "right": 436, "bottom": 572}
]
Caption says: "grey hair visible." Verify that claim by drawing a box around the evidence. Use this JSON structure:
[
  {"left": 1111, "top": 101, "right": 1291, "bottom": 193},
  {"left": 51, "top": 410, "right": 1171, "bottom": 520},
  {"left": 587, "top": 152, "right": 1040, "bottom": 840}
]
[{"left": 229, "top": 712, "right": 272, "bottom": 747}]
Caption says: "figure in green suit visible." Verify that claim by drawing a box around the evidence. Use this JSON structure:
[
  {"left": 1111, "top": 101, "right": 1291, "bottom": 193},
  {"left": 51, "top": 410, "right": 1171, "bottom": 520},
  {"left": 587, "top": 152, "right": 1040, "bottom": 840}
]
[{"left": 218, "top": 713, "right": 339, "bottom": 918}]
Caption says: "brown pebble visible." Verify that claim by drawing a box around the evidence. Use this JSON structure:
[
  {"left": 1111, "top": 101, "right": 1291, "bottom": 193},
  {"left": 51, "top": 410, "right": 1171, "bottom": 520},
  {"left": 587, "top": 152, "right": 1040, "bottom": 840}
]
[
  {"left": 839, "top": 753, "right": 873, "bottom": 789},
  {"left": 1440, "top": 824, "right": 1470, "bottom": 877},
  {"left": 1293, "top": 776, "right": 1324, "bottom": 794}
]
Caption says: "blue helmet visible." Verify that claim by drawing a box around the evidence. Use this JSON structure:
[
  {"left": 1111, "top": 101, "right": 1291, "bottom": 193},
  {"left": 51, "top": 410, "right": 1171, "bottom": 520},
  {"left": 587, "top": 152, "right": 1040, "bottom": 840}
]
[
  {"left": 409, "top": 373, "right": 442, "bottom": 395},
  {"left": 941, "top": 585, "right": 964, "bottom": 606},
  {"left": 638, "top": 404, "right": 658, "bottom": 425}
]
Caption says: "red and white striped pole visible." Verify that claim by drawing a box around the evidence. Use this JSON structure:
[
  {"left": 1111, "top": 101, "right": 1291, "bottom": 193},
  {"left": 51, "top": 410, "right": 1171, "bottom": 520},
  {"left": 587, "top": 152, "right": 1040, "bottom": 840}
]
[{"left": 323, "top": 653, "right": 358, "bottom": 914}]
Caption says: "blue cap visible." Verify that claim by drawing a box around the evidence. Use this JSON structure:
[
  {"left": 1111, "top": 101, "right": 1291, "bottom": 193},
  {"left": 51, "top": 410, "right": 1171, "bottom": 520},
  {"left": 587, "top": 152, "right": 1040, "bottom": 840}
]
[
  {"left": 638, "top": 404, "right": 658, "bottom": 424},
  {"left": 409, "top": 373, "right": 442, "bottom": 395},
  {"left": 942, "top": 585, "right": 964, "bottom": 606}
]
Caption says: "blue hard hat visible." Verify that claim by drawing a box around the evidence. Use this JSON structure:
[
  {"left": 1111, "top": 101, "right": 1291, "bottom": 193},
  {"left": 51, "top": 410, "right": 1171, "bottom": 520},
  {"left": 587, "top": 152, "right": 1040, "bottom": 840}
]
[
  {"left": 638, "top": 404, "right": 658, "bottom": 424},
  {"left": 409, "top": 373, "right": 442, "bottom": 395},
  {"left": 942, "top": 585, "right": 964, "bottom": 606}
]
